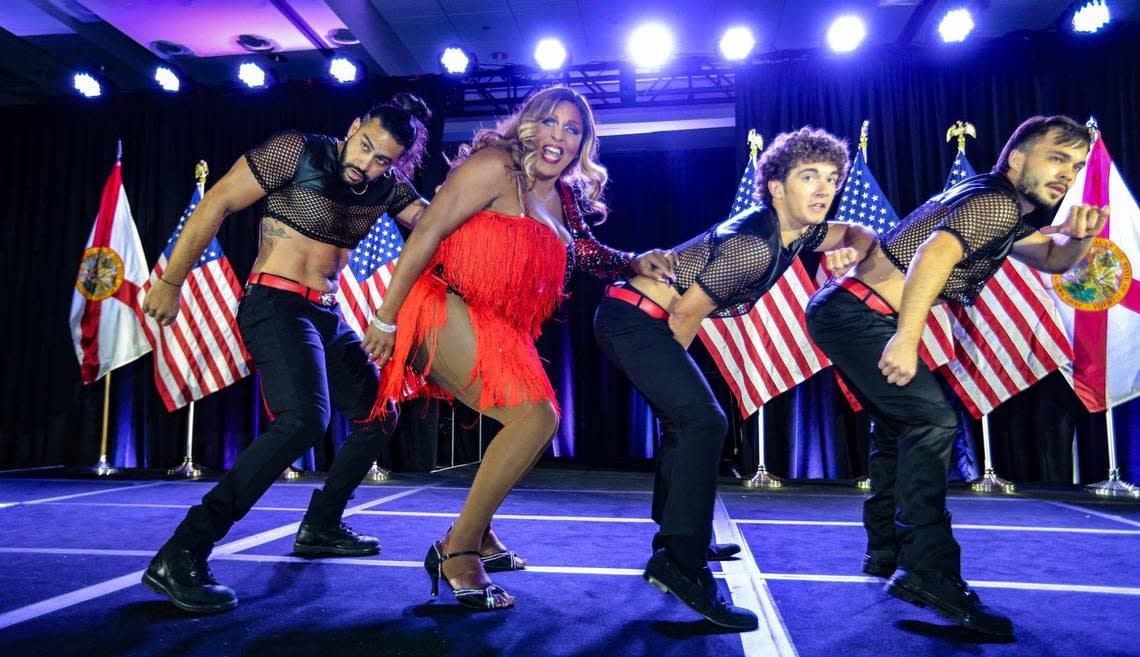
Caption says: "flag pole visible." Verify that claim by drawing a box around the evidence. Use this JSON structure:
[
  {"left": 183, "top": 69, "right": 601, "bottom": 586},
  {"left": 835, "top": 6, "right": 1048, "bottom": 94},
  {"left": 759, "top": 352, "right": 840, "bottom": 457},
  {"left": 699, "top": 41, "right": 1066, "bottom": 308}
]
[
  {"left": 1085, "top": 404, "right": 1139, "bottom": 497},
  {"left": 92, "top": 370, "right": 118, "bottom": 476},
  {"left": 857, "top": 120, "right": 870, "bottom": 490},
  {"left": 1079, "top": 115, "right": 1137, "bottom": 497},
  {"left": 854, "top": 417, "right": 872, "bottom": 490},
  {"left": 969, "top": 414, "right": 1015, "bottom": 493},
  {"left": 168, "top": 401, "right": 204, "bottom": 478},
  {"left": 743, "top": 405, "right": 782, "bottom": 488}
]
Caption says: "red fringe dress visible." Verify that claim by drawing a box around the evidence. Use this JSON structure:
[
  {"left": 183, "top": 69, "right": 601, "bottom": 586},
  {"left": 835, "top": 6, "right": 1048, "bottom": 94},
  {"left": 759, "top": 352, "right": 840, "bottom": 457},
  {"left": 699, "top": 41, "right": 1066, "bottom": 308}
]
[{"left": 373, "top": 210, "right": 568, "bottom": 414}]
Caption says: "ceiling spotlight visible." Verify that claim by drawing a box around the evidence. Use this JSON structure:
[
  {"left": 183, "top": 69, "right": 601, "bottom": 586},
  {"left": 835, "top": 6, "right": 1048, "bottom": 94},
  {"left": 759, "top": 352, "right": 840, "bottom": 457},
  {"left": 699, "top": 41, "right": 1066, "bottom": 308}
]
[
  {"left": 73, "top": 72, "right": 101, "bottom": 98},
  {"left": 238, "top": 62, "right": 267, "bottom": 88},
  {"left": 719, "top": 26, "right": 756, "bottom": 61},
  {"left": 440, "top": 47, "right": 471, "bottom": 75},
  {"left": 534, "top": 38, "right": 568, "bottom": 71},
  {"left": 154, "top": 66, "right": 180, "bottom": 92},
  {"left": 329, "top": 57, "right": 358, "bottom": 83},
  {"left": 628, "top": 23, "right": 674, "bottom": 70},
  {"left": 827, "top": 15, "right": 866, "bottom": 53},
  {"left": 1073, "top": 1, "right": 1110, "bottom": 33},
  {"left": 938, "top": 9, "right": 974, "bottom": 43}
]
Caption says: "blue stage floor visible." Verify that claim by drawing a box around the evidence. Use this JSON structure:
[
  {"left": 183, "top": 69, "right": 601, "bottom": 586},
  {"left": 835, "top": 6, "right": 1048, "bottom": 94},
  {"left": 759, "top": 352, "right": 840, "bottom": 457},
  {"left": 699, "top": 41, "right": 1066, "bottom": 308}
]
[{"left": 0, "top": 469, "right": 1137, "bottom": 657}]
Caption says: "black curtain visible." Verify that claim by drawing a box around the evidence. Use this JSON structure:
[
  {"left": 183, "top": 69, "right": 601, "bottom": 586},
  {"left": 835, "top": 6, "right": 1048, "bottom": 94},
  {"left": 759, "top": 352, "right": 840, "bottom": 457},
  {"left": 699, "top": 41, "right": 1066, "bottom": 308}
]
[{"left": 733, "top": 25, "right": 1140, "bottom": 483}]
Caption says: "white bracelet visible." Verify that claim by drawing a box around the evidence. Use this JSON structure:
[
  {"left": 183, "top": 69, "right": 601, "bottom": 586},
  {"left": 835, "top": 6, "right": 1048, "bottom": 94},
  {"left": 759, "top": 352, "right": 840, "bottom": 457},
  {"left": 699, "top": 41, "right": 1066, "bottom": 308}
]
[{"left": 369, "top": 313, "right": 397, "bottom": 333}]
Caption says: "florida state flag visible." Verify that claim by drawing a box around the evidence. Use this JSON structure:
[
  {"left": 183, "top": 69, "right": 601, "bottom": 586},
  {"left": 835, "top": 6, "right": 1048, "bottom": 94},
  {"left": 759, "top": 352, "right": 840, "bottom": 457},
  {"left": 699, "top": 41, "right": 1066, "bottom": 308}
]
[{"left": 69, "top": 159, "right": 152, "bottom": 384}]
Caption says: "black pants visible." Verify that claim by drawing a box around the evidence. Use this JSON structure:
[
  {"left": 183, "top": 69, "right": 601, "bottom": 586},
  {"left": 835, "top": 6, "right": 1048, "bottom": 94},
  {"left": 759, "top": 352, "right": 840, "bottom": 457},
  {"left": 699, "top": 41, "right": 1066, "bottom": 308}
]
[
  {"left": 168, "top": 284, "right": 395, "bottom": 552},
  {"left": 594, "top": 295, "right": 728, "bottom": 571},
  {"left": 806, "top": 282, "right": 961, "bottom": 578}
]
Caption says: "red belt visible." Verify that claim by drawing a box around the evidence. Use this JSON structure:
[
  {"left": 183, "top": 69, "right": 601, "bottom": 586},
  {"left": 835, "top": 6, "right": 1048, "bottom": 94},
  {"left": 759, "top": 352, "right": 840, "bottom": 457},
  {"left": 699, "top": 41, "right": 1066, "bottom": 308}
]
[
  {"left": 605, "top": 284, "right": 669, "bottom": 320},
  {"left": 836, "top": 277, "right": 895, "bottom": 315},
  {"left": 247, "top": 272, "right": 337, "bottom": 307}
]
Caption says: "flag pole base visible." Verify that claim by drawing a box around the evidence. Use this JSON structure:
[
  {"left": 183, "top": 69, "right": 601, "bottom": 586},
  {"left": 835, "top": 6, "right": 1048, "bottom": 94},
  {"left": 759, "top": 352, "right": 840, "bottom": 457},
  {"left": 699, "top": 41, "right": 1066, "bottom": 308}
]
[
  {"left": 364, "top": 462, "right": 391, "bottom": 483},
  {"left": 280, "top": 466, "right": 303, "bottom": 481},
  {"left": 854, "top": 475, "right": 872, "bottom": 490},
  {"left": 742, "top": 465, "right": 782, "bottom": 489},
  {"left": 970, "top": 469, "right": 1016, "bottom": 494},
  {"left": 1086, "top": 470, "right": 1139, "bottom": 498},
  {"left": 90, "top": 455, "right": 118, "bottom": 477},
  {"left": 167, "top": 457, "right": 204, "bottom": 479}
]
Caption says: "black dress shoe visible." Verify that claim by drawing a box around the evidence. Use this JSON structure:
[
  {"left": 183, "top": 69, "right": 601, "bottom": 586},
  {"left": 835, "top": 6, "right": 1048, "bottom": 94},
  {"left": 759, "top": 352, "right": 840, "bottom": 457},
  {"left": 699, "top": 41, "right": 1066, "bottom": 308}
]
[
  {"left": 862, "top": 554, "right": 897, "bottom": 579},
  {"left": 885, "top": 568, "right": 1013, "bottom": 638},
  {"left": 293, "top": 520, "right": 380, "bottom": 557},
  {"left": 142, "top": 545, "right": 237, "bottom": 614},
  {"left": 643, "top": 549, "right": 758, "bottom": 631},
  {"left": 707, "top": 542, "right": 742, "bottom": 561}
]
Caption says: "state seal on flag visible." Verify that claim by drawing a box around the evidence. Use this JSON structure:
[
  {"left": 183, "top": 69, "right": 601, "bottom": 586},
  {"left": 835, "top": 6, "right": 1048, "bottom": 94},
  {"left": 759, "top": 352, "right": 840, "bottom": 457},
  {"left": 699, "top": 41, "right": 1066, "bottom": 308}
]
[
  {"left": 76, "top": 246, "right": 125, "bottom": 301},
  {"left": 1052, "top": 237, "right": 1131, "bottom": 311}
]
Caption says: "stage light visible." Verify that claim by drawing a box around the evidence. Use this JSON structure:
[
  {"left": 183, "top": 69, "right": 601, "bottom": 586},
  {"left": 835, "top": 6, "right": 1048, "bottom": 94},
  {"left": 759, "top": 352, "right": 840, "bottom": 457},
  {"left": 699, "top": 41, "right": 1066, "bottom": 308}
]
[
  {"left": 534, "top": 38, "right": 568, "bottom": 71},
  {"left": 73, "top": 72, "right": 101, "bottom": 98},
  {"left": 440, "top": 47, "right": 471, "bottom": 75},
  {"left": 238, "top": 62, "right": 267, "bottom": 88},
  {"left": 1073, "top": 1, "right": 1110, "bottom": 33},
  {"left": 719, "top": 26, "right": 756, "bottom": 61},
  {"left": 329, "top": 56, "right": 358, "bottom": 83},
  {"left": 628, "top": 23, "right": 674, "bottom": 69},
  {"left": 938, "top": 9, "right": 974, "bottom": 43},
  {"left": 827, "top": 15, "right": 866, "bottom": 53},
  {"left": 154, "top": 66, "right": 180, "bottom": 92}
]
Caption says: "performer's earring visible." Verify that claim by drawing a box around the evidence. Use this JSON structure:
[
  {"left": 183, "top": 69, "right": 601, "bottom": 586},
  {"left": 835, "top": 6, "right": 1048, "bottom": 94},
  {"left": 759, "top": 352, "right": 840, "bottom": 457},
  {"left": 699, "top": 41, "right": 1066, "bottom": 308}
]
[{"left": 382, "top": 169, "right": 393, "bottom": 179}]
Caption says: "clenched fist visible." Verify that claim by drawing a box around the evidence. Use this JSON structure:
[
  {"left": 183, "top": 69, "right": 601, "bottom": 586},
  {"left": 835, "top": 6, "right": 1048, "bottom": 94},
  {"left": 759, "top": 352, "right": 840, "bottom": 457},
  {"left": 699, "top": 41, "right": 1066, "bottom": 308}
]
[
  {"left": 141, "top": 280, "right": 182, "bottom": 326},
  {"left": 824, "top": 247, "right": 859, "bottom": 278}
]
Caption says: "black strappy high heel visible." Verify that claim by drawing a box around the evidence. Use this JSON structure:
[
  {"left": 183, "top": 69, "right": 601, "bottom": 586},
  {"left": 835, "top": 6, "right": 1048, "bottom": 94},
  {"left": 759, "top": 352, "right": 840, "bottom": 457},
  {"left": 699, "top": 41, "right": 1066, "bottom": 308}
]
[
  {"left": 479, "top": 523, "right": 526, "bottom": 572},
  {"left": 424, "top": 541, "right": 513, "bottom": 610}
]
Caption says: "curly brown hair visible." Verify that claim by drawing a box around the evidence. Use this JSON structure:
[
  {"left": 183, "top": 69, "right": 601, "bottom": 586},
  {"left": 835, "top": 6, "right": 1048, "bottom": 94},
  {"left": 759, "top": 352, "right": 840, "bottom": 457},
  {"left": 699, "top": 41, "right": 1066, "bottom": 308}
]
[{"left": 755, "top": 127, "right": 849, "bottom": 205}]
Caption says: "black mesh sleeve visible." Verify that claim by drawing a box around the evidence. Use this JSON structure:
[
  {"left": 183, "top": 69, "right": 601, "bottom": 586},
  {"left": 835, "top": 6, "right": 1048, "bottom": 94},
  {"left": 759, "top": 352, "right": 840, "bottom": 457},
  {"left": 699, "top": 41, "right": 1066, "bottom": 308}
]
[
  {"left": 244, "top": 130, "right": 305, "bottom": 194},
  {"left": 799, "top": 221, "right": 829, "bottom": 252},
  {"left": 933, "top": 192, "right": 1022, "bottom": 257},
  {"left": 388, "top": 180, "right": 422, "bottom": 217},
  {"left": 695, "top": 232, "right": 773, "bottom": 306}
]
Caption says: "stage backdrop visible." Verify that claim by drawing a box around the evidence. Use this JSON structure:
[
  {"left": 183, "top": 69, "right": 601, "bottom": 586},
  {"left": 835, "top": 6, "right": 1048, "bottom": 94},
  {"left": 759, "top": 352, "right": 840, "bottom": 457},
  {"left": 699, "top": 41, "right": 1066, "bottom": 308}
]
[{"left": 2, "top": 26, "right": 1138, "bottom": 483}]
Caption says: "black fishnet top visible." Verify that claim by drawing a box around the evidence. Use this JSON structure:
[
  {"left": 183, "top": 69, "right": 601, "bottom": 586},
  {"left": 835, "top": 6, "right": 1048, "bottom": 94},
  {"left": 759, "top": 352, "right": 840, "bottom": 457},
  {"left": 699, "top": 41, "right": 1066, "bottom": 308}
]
[
  {"left": 671, "top": 206, "right": 828, "bottom": 317},
  {"left": 881, "top": 173, "right": 1035, "bottom": 306},
  {"left": 245, "top": 130, "right": 421, "bottom": 249}
]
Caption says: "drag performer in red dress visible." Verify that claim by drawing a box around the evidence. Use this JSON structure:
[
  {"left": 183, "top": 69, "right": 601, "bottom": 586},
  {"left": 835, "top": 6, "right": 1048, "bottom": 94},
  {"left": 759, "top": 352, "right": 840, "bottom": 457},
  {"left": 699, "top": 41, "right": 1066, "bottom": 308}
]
[{"left": 364, "top": 86, "right": 674, "bottom": 609}]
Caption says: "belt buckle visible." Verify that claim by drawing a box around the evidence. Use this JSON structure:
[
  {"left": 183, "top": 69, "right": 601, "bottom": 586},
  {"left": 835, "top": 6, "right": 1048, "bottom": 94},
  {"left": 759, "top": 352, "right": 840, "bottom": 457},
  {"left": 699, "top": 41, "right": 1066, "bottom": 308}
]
[{"left": 318, "top": 292, "right": 336, "bottom": 306}]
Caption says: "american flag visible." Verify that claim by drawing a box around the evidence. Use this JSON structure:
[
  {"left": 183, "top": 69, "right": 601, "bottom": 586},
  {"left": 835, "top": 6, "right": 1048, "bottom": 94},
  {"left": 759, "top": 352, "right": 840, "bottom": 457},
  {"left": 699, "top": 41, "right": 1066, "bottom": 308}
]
[
  {"left": 828, "top": 148, "right": 956, "bottom": 370},
  {"left": 697, "top": 150, "right": 831, "bottom": 417},
  {"left": 936, "top": 152, "right": 1073, "bottom": 417},
  {"left": 139, "top": 185, "right": 252, "bottom": 411},
  {"left": 335, "top": 213, "right": 404, "bottom": 337}
]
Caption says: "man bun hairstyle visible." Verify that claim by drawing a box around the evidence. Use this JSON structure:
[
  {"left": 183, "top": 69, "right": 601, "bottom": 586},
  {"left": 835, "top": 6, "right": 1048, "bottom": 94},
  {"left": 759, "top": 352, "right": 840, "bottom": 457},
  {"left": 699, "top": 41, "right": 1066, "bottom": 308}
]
[{"left": 363, "top": 92, "right": 432, "bottom": 180}]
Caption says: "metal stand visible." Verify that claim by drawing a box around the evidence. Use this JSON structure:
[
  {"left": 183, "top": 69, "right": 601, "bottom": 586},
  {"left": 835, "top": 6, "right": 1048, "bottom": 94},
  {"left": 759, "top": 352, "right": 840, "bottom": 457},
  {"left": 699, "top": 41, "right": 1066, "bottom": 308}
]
[
  {"left": 743, "top": 406, "right": 782, "bottom": 488},
  {"left": 1086, "top": 405, "right": 1139, "bottom": 497},
  {"left": 91, "top": 372, "right": 118, "bottom": 476},
  {"left": 970, "top": 415, "right": 1015, "bottom": 494},
  {"left": 364, "top": 462, "right": 391, "bottom": 482},
  {"left": 168, "top": 401, "right": 203, "bottom": 478},
  {"left": 431, "top": 406, "right": 485, "bottom": 473}
]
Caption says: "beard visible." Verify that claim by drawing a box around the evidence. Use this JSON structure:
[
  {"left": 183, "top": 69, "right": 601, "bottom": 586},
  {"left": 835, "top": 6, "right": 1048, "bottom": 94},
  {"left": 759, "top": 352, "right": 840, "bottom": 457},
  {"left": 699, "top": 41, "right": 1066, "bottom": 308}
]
[
  {"left": 337, "top": 148, "right": 366, "bottom": 186},
  {"left": 1014, "top": 169, "right": 1060, "bottom": 211}
]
